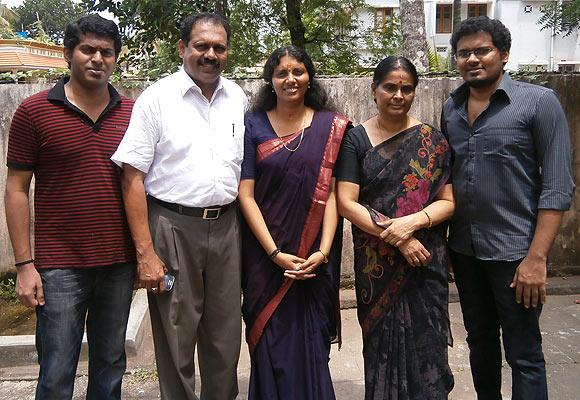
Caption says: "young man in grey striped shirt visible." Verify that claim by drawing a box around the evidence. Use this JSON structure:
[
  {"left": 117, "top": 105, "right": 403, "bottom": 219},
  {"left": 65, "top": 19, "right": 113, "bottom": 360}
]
[{"left": 441, "top": 16, "right": 574, "bottom": 400}]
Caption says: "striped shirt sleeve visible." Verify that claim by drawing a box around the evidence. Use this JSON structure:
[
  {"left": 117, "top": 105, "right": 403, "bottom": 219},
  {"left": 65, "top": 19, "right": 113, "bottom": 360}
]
[
  {"left": 7, "top": 103, "right": 38, "bottom": 170},
  {"left": 532, "top": 90, "right": 575, "bottom": 210}
]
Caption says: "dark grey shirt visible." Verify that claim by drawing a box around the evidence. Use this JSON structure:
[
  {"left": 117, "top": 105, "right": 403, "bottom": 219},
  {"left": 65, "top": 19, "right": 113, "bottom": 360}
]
[{"left": 441, "top": 74, "right": 575, "bottom": 261}]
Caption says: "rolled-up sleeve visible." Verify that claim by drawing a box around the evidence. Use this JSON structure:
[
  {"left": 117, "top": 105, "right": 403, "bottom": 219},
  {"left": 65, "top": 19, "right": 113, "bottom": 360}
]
[
  {"left": 111, "top": 93, "right": 159, "bottom": 173},
  {"left": 532, "top": 90, "right": 575, "bottom": 210}
]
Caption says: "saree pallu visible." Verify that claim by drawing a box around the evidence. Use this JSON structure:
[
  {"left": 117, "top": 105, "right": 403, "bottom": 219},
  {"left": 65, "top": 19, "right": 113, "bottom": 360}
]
[
  {"left": 353, "top": 124, "right": 454, "bottom": 400},
  {"left": 242, "top": 110, "right": 348, "bottom": 400}
]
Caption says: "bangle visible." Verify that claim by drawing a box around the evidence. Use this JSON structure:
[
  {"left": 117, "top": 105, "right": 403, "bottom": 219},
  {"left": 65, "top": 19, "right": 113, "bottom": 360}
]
[
  {"left": 422, "top": 209, "right": 432, "bottom": 229},
  {"left": 318, "top": 249, "right": 329, "bottom": 263},
  {"left": 269, "top": 248, "right": 281, "bottom": 259},
  {"left": 15, "top": 259, "right": 34, "bottom": 268}
]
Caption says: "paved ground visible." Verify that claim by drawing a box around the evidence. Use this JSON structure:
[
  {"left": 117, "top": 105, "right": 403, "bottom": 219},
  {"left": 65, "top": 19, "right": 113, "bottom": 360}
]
[{"left": 1, "top": 283, "right": 579, "bottom": 399}]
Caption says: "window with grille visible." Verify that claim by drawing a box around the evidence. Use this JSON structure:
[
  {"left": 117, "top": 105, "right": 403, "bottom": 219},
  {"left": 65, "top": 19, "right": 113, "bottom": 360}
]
[
  {"left": 436, "top": 4, "right": 452, "bottom": 33},
  {"left": 375, "top": 7, "right": 394, "bottom": 33},
  {"left": 468, "top": 4, "right": 488, "bottom": 18}
]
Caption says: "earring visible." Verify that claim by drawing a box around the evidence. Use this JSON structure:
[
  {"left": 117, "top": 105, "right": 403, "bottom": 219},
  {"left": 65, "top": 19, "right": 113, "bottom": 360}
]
[{"left": 308, "top": 83, "right": 311, "bottom": 89}]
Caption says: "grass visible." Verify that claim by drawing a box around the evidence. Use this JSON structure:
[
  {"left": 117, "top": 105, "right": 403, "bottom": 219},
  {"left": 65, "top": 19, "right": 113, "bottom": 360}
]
[
  {"left": 0, "top": 277, "right": 17, "bottom": 301},
  {"left": 0, "top": 274, "right": 36, "bottom": 335}
]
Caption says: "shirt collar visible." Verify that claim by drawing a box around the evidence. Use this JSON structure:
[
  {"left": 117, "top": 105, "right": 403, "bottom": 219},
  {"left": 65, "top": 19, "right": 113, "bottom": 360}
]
[
  {"left": 495, "top": 73, "right": 513, "bottom": 101},
  {"left": 47, "top": 76, "right": 122, "bottom": 106},
  {"left": 177, "top": 66, "right": 224, "bottom": 99},
  {"left": 451, "top": 72, "right": 513, "bottom": 105}
]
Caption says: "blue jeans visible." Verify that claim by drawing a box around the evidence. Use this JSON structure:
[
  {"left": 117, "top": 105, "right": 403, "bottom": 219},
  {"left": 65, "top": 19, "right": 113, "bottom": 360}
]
[
  {"left": 450, "top": 251, "right": 547, "bottom": 400},
  {"left": 35, "top": 262, "right": 135, "bottom": 400}
]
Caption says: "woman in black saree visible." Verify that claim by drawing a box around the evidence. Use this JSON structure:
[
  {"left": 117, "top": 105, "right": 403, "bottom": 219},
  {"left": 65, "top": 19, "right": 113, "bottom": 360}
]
[{"left": 336, "top": 56, "right": 455, "bottom": 399}]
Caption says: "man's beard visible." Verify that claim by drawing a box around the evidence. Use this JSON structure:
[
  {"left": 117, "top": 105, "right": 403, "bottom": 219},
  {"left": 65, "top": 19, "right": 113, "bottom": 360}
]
[
  {"left": 466, "top": 76, "right": 497, "bottom": 88},
  {"left": 465, "top": 70, "right": 504, "bottom": 88}
]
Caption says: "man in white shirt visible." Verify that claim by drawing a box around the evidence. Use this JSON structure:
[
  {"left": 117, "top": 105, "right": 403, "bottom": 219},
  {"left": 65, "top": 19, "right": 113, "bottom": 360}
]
[{"left": 111, "top": 12, "right": 247, "bottom": 400}]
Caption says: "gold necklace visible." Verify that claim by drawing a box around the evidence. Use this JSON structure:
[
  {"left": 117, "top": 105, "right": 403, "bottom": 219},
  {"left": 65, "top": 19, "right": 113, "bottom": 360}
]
[
  {"left": 375, "top": 115, "right": 409, "bottom": 140},
  {"left": 279, "top": 110, "right": 308, "bottom": 152}
]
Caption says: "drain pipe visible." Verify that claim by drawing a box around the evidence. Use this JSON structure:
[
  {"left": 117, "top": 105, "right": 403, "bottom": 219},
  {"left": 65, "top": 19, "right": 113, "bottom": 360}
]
[
  {"left": 549, "top": 0, "right": 561, "bottom": 72},
  {"left": 550, "top": 23, "right": 555, "bottom": 71}
]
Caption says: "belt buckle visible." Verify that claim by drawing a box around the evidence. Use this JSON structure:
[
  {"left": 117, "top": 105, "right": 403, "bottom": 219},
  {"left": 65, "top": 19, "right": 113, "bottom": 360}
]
[{"left": 203, "top": 207, "right": 221, "bottom": 220}]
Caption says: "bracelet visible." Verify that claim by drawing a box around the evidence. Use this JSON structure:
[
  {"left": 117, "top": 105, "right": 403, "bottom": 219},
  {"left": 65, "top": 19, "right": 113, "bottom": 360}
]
[
  {"left": 15, "top": 259, "right": 34, "bottom": 268},
  {"left": 422, "top": 209, "right": 432, "bottom": 229},
  {"left": 269, "top": 248, "right": 281, "bottom": 259},
  {"left": 318, "top": 249, "right": 329, "bottom": 263}
]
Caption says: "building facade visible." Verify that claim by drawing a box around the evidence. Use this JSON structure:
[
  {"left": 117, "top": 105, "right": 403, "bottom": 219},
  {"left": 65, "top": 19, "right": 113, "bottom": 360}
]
[
  {"left": 360, "top": 0, "right": 580, "bottom": 72},
  {"left": 0, "top": 39, "right": 67, "bottom": 73}
]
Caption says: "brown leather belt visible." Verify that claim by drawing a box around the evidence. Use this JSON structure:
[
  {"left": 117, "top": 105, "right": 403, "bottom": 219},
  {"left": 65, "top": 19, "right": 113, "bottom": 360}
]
[{"left": 149, "top": 196, "right": 234, "bottom": 220}]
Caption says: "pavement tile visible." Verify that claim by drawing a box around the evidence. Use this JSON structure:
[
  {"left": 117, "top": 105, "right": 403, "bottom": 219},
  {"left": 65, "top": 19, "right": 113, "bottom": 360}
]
[{"left": 1, "top": 291, "right": 579, "bottom": 400}]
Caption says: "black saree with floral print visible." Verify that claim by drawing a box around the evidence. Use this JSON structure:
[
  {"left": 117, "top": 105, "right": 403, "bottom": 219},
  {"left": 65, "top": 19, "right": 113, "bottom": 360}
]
[{"left": 352, "top": 123, "right": 454, "bottom": 399}]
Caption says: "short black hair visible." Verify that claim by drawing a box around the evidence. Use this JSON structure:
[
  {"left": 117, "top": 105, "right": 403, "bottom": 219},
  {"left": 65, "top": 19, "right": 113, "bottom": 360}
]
[
  {"left": 252, "top": 45, "right": 330, "bottom": 112},
  {"left": 372, "top": 56, "right": 419, "bottom": 88},
  {"left": 180, "top": 12, "right": 231, "bottom": 45},
  {"left": 64, "top": 14, "right": 122, "bottom": 58},
  {"left": 450, "top": 16, "right": 511, "bottom": 54}
]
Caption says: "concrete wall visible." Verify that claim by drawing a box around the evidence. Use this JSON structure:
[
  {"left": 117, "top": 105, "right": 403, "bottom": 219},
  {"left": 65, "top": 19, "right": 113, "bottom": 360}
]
[
  {"left": 536, "top": 74, "right": 580, "bottom": 266},
  {"left": 0, "top": 75, "right": 578, "bottom": 277}
]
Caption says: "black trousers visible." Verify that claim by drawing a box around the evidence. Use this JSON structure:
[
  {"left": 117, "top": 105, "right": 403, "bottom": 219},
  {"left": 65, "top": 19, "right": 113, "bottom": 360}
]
[{"left": 450, "top": 250, "right": 548, "bottom": 400}]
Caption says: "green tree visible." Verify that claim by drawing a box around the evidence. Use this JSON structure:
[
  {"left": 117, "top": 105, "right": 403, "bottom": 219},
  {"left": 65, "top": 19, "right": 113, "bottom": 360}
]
[
  {"left": 538, "top": 0, "right": 580, "bottom": 37},
  {"left": 84, "top": 0, "right": 224, "bottom": 77},
  {"left": 84, "top": 0, "right": 373, "bottom": 76},
  {"left": 399, "top": 0, "right": 429, "bottom": 72},
  {"left": 31, "top": 19, "right": 51, "bottom": 43},
  {"left": 0, "top": 1, "right": 18, "bottom": 39},
  {"left": 14, "top": 0, "right": 82, "bottom": 43},
  {"left": 284, "top": 0, "right": 366, "bottom": 74},
  {"left": 363, "top": 14, "right": 402, "bottom": 66},
  {"left": 227, "top": 1, "right": 278, "bottom": 75}
]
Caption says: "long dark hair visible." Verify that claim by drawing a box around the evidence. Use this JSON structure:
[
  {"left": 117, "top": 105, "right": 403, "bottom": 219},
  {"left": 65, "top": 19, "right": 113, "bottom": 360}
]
[
  {"left": 252, "top": 45, "right": 329, "bottom": 112},
  {"left": 373, "top": 56, "right": 419, "bottom": 88}
]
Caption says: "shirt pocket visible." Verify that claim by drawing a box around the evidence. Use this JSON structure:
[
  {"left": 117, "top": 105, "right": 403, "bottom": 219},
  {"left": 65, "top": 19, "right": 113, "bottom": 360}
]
[
  {"left": 217, "top": 120, "right": 245, "bottom": 163},
  {"left": 482, "top": 128, "right": 529, "bottom": 159}
]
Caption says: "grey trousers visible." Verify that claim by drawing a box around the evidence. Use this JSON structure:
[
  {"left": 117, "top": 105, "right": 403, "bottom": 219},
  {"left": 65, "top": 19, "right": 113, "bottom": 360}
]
[{"left": 147, "top": 199, "right": 242, "bottom": 400}]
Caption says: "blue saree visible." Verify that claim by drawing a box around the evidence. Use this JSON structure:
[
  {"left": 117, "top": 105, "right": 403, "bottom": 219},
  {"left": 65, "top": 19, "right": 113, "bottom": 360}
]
[{"left": 241, "top": 110, "right": 348, "bottom": 400}]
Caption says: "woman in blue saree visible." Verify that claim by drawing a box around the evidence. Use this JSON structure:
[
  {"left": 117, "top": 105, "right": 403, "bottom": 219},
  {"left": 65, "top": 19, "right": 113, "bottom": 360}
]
[
  {"left": 238, "top": 46, "right": 349, "bottom": 400},
  {"left": 336, "top": 56, "right": 455, "bottom": 399}
]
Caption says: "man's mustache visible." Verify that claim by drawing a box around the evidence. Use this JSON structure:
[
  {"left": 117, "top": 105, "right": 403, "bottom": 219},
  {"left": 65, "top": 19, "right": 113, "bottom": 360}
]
[{"left": 199, "top": 58, "right": 219, "bottom": 66}]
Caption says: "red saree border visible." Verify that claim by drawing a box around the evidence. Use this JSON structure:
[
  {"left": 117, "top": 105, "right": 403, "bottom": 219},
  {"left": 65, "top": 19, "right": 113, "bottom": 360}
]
[
  {"left": 296, "top": 115, "right": 348, "bottom": 257},
  {"left": 247, "top": 114, "right": 349, "bottom": 354},
  {"left": 256, "top": 130, "right": 303, "bottom": 164}
]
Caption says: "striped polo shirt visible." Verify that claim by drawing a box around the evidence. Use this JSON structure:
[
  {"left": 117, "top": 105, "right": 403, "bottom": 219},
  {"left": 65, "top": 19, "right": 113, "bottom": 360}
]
[
  {"left": 7, "top": 77, "right": 135, "bottom": 268},
  {"left": 441, "top": 73, "right": 575, "bottom": 261}
]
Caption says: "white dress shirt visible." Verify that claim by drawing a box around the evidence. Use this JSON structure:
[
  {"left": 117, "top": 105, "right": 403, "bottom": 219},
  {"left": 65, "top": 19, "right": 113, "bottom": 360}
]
[{"left": 112, "top": 67, "right": 248, "bottom": 207}]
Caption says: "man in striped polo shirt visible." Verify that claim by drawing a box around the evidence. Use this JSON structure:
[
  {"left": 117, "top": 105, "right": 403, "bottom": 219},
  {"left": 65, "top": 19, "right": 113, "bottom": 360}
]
[
  {"left": 441, "top": 17, "right": 575, "bottom": 399},
  {"left": 5, "top": 15, "right": 135, "bottom": 400}
]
